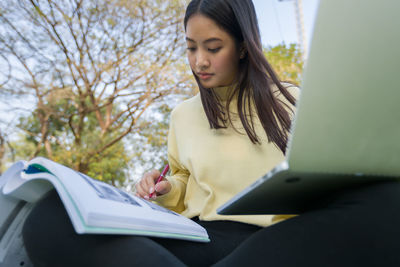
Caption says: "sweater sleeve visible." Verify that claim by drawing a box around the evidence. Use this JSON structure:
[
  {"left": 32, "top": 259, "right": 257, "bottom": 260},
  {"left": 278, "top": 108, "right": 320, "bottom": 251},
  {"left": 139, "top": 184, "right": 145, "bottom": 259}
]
[{"left": 154, "top": 109, "right": 188, "bottom": 213}]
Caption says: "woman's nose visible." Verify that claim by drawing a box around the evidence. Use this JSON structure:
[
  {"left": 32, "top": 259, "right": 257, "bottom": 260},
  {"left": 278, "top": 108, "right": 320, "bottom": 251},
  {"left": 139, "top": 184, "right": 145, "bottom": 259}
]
[{"left": 195, "top": 51, "right": 210, "bottom": 69}]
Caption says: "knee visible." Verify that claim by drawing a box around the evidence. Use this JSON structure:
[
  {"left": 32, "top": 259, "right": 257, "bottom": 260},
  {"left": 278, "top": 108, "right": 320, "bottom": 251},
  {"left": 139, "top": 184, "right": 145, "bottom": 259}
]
[{"left": 22, "top": 190, "right": 74, "bottom": 266}]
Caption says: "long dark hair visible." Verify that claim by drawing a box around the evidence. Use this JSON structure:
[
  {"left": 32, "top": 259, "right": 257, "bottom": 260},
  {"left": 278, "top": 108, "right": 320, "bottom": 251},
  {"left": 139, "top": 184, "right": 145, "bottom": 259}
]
[{"left": 184, "top": 0, "right": 296, "bottom": 154}]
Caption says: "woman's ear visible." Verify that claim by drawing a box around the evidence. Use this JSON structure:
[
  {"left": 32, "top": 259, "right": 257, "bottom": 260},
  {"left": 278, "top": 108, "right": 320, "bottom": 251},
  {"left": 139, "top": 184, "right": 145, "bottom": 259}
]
[{"left": 239, "top": 44, "right": 247, "bottom": 59}]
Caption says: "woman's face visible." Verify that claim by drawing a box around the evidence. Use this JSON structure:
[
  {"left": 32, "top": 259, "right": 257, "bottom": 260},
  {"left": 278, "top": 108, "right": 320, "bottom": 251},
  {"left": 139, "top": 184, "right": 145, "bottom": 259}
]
[{"left": 185, "top": 14, "right": 241, "bottom": 88}]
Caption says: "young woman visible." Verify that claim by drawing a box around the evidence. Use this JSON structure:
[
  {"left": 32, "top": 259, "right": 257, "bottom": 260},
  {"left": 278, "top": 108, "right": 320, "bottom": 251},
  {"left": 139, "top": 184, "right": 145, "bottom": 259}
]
[{"left": 22, "top": 0, "right": 400, "bottom": 266}]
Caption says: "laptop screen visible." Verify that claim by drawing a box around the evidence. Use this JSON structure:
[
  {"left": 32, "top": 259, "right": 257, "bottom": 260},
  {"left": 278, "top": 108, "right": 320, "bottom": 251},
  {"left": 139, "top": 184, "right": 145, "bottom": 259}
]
[{"left": 286, "top": 0, "right": 400, "bottom": 177}]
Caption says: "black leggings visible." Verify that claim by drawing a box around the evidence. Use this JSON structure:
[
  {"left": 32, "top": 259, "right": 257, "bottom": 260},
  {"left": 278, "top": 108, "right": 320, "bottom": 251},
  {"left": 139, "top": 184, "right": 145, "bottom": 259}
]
[{"left": 23, "top": 181, "right": 400, "bottom": 267}]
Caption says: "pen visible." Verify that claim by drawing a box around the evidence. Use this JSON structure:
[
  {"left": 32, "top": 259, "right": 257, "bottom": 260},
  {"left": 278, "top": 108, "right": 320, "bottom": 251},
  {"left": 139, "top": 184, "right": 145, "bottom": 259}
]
[{"left": 149, "top": 164, "right": 169, "bottom": 198}]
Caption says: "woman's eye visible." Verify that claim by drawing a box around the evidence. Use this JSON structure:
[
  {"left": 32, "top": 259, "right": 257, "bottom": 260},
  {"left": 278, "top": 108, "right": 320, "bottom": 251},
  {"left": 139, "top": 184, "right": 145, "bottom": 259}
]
[
  {"left": 208, "top": 47, "right": 221, "bottom": 53},
  {"left": 187, "top": 47, "right": 196, "bottom": 52}
]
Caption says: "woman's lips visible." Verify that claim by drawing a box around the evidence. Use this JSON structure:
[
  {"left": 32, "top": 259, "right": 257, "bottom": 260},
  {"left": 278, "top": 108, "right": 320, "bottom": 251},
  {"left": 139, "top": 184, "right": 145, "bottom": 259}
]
[{"left": 197, "top": 72, "right": 213, "bottom": 80}]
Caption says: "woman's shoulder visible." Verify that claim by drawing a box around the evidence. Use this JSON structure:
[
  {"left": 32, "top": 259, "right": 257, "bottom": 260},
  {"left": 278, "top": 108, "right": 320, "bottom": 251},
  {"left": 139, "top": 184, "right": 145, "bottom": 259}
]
[
  {"left": 269, "top": 82, "right": 300, "bottom": 111},
  {"left": 274, "top": 82, "right": 300, "bottom": 99},
  {"left": 170, "top": 93, "right": 202, "bottom": 120}
]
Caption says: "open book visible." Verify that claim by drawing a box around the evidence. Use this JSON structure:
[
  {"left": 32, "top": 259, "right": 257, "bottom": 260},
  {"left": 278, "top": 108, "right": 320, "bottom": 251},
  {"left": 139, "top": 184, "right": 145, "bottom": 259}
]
[{"left": 0, "top": 157, "right": 209, "bottom": 242}]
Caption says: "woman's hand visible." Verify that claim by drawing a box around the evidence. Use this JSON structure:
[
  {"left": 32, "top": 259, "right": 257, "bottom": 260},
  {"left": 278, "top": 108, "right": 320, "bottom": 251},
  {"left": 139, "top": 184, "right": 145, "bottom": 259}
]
[{"left": 135, "top": 169, "right": 171, "bottom": 200}]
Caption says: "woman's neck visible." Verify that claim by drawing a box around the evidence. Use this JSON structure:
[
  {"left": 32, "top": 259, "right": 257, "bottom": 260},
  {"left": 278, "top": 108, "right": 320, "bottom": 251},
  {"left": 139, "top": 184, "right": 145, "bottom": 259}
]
[{"left": 211, "top": 84, "right": 236, "bottom": 102}]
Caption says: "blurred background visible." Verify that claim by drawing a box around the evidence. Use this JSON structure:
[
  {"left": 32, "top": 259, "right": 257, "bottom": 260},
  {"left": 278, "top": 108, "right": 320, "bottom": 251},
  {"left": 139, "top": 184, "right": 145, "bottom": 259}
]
[{"left": 0, "top": 0, "right": 319, "bottom": 191}]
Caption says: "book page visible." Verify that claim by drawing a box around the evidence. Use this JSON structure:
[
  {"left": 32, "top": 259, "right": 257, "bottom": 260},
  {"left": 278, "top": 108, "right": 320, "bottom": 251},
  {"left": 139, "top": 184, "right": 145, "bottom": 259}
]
[
  {"left": 65, "top": 170, "right": 207, "bottom": 237},
  {"left": 2, "top": 161, "right": 53, "bottom": 203},
  {"left": 6, "top": 157, "right": 208, "bottom": 241}
]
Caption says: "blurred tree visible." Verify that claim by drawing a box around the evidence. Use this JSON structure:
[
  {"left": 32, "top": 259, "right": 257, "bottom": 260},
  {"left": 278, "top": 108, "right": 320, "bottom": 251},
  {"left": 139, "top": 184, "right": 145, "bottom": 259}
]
[
  {"left": 13, "top": 98, "right": 130, "bottom": 186},
  {"left": 0, "top": 121, "right": 16, "bottom": 175},
  {"left": 0, "top": 0, "right": 193, "bottom": 184},
  {"left": 264, "top": 43, "right": 304, "bottom": 85},
  {"left": 0, "top": 131, "right": 5, "bottom": 175},
  {"left": 128, "top": 103, "right": 171, "bottom": 181}
]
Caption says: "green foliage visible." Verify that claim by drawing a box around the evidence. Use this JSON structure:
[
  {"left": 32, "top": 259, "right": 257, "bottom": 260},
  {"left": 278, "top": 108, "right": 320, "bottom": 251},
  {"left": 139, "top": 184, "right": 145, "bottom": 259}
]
[
  {"left": 264, "top": 43, "right": 304, "bottom": 85},
  {"left": 86, "top": 142, "right": 128, "bottom": 187},
  {"left": 14, "top": 94, "right": 130, "bottom": 185}
]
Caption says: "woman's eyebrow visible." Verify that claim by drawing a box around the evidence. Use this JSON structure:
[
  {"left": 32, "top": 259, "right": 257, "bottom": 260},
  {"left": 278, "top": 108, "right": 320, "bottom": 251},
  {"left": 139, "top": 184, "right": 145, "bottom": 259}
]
[{"left": 186, "top": 37, "right": 223, "bottom": 44}]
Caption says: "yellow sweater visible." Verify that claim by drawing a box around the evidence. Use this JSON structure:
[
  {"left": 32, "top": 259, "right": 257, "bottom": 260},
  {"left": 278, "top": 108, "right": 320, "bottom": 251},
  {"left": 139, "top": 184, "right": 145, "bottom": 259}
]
[{"left": 156, "top": 85, "right": 298, "bottom": 227}]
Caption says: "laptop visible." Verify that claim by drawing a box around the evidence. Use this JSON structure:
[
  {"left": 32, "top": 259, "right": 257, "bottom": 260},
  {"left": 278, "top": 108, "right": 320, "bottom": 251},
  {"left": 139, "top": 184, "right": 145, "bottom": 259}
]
[{"left": 217, "top": 0, "right": 400, "bottom": 215}]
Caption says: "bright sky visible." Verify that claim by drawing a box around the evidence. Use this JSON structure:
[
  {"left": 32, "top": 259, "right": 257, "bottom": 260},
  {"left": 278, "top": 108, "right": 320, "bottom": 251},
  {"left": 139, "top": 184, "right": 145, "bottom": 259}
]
[{"left": 253, "top": 0, "right": 320, "bottom": 50}]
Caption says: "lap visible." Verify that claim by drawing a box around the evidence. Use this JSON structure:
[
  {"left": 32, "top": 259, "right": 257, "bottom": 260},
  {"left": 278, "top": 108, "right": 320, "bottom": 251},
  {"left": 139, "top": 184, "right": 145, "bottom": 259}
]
[
  {"left": 155, "top": 219, "right": 261, "bottom": 266},
  {"left": 23, "top": 181, "right": 400, "bottom": 266},
  {"left": 22, "top": 190, "right": 184, "bottom": 267},
  {"left": 22, "top": 190, "right": 260, "bottom": 266},
  {"left": 215, "top": 181, "right": 400, "bottom": 267}
]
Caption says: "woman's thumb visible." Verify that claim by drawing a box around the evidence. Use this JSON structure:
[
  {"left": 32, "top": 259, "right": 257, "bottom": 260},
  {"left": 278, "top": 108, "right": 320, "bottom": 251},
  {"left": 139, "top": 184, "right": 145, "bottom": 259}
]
[{"left": 154, "top": 180, "right": 171, "bottom": 195}]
